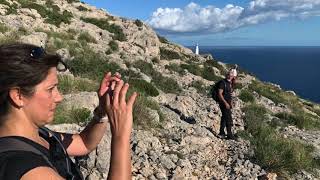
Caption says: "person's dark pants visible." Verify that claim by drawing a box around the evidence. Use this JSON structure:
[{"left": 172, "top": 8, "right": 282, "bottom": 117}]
[{"left": 219, "top": 103, "right": 233, "bottom": 137}]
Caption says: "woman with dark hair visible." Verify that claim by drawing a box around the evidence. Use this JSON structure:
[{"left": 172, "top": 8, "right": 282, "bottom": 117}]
[{"left": 0, "top": 43, "right": 137, "bottom": 180}]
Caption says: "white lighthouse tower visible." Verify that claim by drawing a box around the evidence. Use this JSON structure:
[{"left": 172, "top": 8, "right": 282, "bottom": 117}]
[{"left": 195, "top": 43, "right": 199, "bottom": 55}]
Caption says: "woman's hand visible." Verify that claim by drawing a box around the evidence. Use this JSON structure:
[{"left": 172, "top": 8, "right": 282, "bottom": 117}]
[
  {"left": 96, "top": 72, "right": 121, "bottom": 116},
  {"left": 105, "top": 80, "right": 138, "bottom": 140}
]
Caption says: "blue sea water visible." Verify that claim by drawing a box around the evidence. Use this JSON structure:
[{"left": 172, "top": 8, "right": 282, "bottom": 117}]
[{"left": 193, "top": 46, "right": 320, "bottom": 103}]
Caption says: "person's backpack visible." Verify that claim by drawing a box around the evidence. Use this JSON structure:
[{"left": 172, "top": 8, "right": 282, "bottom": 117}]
[
  {"left": 0, "top": 127, "right": 83, "bottom": 180},
  {"left": 211, "top": 80, "right": 226, "bottom": 102}
]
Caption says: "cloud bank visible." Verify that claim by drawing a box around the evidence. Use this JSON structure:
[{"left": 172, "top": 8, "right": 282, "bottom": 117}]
[{"left": 147, "top": 0, "right": 320, "bottom": 34}]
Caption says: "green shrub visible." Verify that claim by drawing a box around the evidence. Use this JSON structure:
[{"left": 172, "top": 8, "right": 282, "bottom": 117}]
[
  {"left": 275, "top": 112, "right": 320, "bottom": 130},
  {"left": 67, "top": 49, "right": 121, "bottom": 81},
  {"left": 134, "top": 19, "right": 143, "bottom": 27},
  {"left": 78, "top": 32, "right": 97, "bottom": 43},
  {"left": 132, "top": 60, "right": 154, "bottom": 76},
  {"left": 243, "top": 104, "right": 319, "bottom": 177},
  {"left": 77, "top": 5, "right": 89, "bottom": 11},
  {"left": 190, "top": 80, "right": 209, "bottom": 95},
  {"left": 165, "top": 63, "right": 186, "bottom": 75},
  {"left": 204, "top": 60, "right": 226, "bottom": 75},
  {"left": 202, "top": 66, "right": 221, "bottom": 81},
  {"left": 160, "top": 47, "right": 182, "bottom": 60},
  {"left": 67, "top": 0, "right": 80, "bottom": 3},
  {"left": 0, "top": 0, "right": 10, "bottom": 6},
  {"left": 0, "top": 23, "right": 9, "bottom": 33},
  {"left": 180, "top": 63, "right": 202, "bottom": 76},
  {"left": 54, "top": 105, "right": 91, "bottom": 124},
  {"left": 152, "top": 73, "right": 181, "bottom": 94},
  {"left": 239, "top": 89, "right": 255, "bottom": 103},
  {"left": 81, "top": 17, "right": 126, "bottom": 41},
  {"left": 21, "top": 2, "right": 73, "bottom": 27},
  {"left": 249, "top": 80, "right": 286, "bottom": 105},
  {"left": 58, "top": 75, "right": 98, "bottom": 94},
  {"left": 129, "top": 79, "right": 159, "bottom": 97},
  {"left": 157, "top": 34, "right": 169, "bottom": 44},
  {"left": 108, "top": 40, "right": 118, "bottom": 52},
  {"left": 132, "top": 95, "right": 164, "bottom": 129},
  {"left": 45, "top": 10, "right": 73, "bottom": 27},
  {"left": 0, "top": 31, "right": 20, "bottom": 44},
  {"left": 133, "top": 60, "right": 182, "bottom": 94},
  {"left": 151, "top": 56, "right": 160, "bottom": 64}
]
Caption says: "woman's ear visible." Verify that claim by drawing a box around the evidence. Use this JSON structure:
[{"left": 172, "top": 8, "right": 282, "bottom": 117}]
[{"left": 9, "top": 88, "right": 24, "bottom": 108}]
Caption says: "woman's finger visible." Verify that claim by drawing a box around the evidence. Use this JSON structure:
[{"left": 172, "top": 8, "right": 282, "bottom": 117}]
[
  {"left": 113, "top": 80, "right": 124, "bottom": 107},
  {"left": 127, "top": 92, "right": 138, "bottom": 111},
  {"left": 119, "top": 83, "right": 129, "bottom": 105}
]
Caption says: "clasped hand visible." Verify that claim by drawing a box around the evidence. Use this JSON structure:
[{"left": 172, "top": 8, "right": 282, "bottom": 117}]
[{"left": 97, "top": 72, "right": 137, "bottom": 140}]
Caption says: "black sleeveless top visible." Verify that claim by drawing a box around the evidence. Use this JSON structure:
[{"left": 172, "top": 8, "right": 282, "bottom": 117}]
[
  {"left": 0, "top": 136, "right": 52, "bottom": 179},
  {"left": 0, "top": 136, "right": 83, "bottom": 180}
]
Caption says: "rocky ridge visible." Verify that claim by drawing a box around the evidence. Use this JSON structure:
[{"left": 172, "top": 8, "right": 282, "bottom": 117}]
[{"left": 0, "top": 0, "right": 320, "bottom": 179}]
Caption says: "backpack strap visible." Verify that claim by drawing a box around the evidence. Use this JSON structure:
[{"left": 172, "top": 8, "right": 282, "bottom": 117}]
[
  {"left": 39, "top": 127, "right": 74, "bottom": 179},
  {"left": 0, "top": 137, "right": 56, "bottom": 170}
]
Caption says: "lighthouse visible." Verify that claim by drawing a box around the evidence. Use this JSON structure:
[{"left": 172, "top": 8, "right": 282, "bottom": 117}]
[{"left": 195, "top": 43, "right": 199, "bottom": 55}]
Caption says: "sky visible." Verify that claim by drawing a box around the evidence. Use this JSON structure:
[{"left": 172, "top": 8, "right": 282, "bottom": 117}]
[{"left": 82, "top": 0, "right": 320, "bottom": 46}]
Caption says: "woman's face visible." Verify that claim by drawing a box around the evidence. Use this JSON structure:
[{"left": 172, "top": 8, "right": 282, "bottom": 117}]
[{"left": 23, "top": 67, "right": 63, "bottom": 126}]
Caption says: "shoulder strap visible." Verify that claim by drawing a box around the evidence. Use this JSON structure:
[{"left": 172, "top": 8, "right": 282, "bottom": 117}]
[{"left": 0, "top": 137, "right": 56, "bottom": 169}]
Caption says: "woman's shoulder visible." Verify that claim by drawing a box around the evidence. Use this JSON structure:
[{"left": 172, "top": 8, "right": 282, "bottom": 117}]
[{"left": 0, "top": 151, "right": 52, "bottom": 180}]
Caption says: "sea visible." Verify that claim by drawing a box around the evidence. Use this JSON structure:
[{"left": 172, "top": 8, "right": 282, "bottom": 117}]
[{"left": 188, "top": 46, "right": 320, "bottom": 103}]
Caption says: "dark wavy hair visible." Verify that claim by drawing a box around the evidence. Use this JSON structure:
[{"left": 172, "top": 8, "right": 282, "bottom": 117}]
[{"left": 0, "top": 43, "right": 61, "bottom": 123}]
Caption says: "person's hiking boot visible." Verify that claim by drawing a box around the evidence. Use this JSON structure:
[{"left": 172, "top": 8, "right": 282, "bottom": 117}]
[
  {"left": 217, "top": 132, "right": 227, "bottom": 139},
  {"left": 226, "top": 135, "right": 238, "bottom": 141}
]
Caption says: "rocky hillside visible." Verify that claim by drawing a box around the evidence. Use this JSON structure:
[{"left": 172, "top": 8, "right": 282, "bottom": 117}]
[{"left": 1, "top": 0, "right": 320, "bottom": 179}]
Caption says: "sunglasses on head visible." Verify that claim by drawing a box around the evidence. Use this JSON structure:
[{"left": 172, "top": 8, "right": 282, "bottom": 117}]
[{"left": 30, "top": 47, "right": 69, "bottom": 72}]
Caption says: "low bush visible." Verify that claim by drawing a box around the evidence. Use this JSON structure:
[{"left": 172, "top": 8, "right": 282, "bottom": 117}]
[
  {"left": 77, "top": 5, "right": 89, "bottom": 11},
  {"left": 78, "top": 32, "right": 97, "bottom": 44},
  {"left": 180, "top": 63, "right": 202, "bottom": 76},
  {"left": 275, "top": 112, "right": 320, "bottom": 130},
  {"left": 204, "top": 60, "right": 226, "bottom": 75},
  {"left": 132, "top": 60, "right": 182, "bottom": 94},
  {"left": 249, "top": 80, "right": 293, "bottom": 105},
  {"left": 239, "top": 89, "right": 255, "bottom": 103},
  {"left": 132, "top": 60, "right": 154, "bottom": 76},
  {"left": 151, "top": 56, "right": 160, "bottom": 64},
  {"left": 21, "top": 2, "right": 73, "bottom": 27},
  {"left": 180, "top": 63, "right": 222, "bottom": 81},
  {"left": 134, "top": 19, "right": 143, "bottom": 27},
  {"left": 242, "top": 104, "right": 319, "bottom": 177},
  {"left": 0, "top": 23, "right": 9, "bottom": 33},
  {"left": 132, "top": 95, "right": 164, "bottom": 129},
  {"left": 202, "top": 66, "right": 221, "bottom": 81},
  {"left": 81, "top": 17, "right": 126, "bottom": 41},
  {"left": 165, "top": 63, "right": 186, "bottom": 75},
  {"left": 152, "top": 73, "right": 182, "bottom": 94},
  {"left": 58, "top": 75, "right": 98, "bottom": 94},
  {"left": 67, "top": 0, "right": 80, "bottom": 3},
  {"left": 160, "top": 47, "right": 182, "bottom": 60},
  {"left": 54, "top": 105, "right": 91, "bottom": 124},
  {"left": 0, "top": 30, "right": 21, "bottom": 44},
  {"left": 67, "top": 49, "right": 121, "bottom": 81},
  {"left": 190, "top": 80, "right": 209, "bottom": 95},
  {"left": 108, "top": 40, "right": 118, "bottom": 52},
  {"left": 157, "top": 34, "right": 169, "bottom": 44},
  {"left": 129, "top": 79, "right": 159, "bottom": 97}
]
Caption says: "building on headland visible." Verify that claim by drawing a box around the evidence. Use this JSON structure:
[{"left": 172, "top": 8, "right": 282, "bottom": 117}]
[{"left": 195, "top": 43, "right": 199, "bottom": 55}]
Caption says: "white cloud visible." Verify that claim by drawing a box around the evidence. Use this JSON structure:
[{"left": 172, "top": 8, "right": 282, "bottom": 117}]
[{"left": 147, "top": 0, "right": 320, "bottom": 34}]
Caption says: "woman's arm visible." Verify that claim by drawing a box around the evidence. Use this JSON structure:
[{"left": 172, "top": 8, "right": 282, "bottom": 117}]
[{"left": 106, "top": 80, "right": 137, "bottom": 180}]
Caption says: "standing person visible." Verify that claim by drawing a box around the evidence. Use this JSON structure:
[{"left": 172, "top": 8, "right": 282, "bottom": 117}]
[
  {"left": 217, "top": 68, "right": 237, "bottom": 140},
  {"left": 0, "top": 43, "right": 137, "bottom": 180}
]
